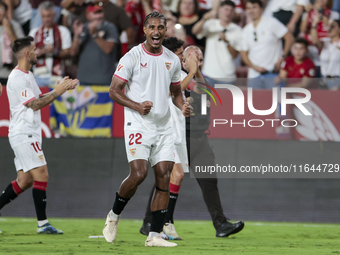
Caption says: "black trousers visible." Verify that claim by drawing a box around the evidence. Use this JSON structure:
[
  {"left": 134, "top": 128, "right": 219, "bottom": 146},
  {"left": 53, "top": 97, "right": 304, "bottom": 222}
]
[
  {"left": 143, "top": 133, "right": 228, "bottom": 229},
  {"left": 187, "top": 134, "right": 227, "bottom": 229}
]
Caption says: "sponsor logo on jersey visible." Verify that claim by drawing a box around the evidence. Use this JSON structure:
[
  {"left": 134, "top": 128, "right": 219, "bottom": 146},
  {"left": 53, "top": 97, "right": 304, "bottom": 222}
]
[
  {"left": 38, "top": 155, "right": 44, "bottom": 163},
  {"left": 165, "top": 62, "right": 171, "bottom": 70},
  {"left": 300, "top": 68, "right": 305, "bottom": 75},
  {"left": 141, "top": 62, "right": 147, "bottom": 68},
  {"left": 130, "top": 148, "right": 136, "bottom": 156},
  {"left": 117, "top": 64, "right": 124, "bottom": 71},
  {"left": 21, "top": 90, "right": 28, "bottom": 98}
]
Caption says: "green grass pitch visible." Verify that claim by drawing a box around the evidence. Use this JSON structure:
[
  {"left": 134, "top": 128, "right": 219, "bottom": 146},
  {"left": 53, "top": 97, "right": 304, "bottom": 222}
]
[{"left": 0, "top": 218, "right": 340, "bottom": 254}]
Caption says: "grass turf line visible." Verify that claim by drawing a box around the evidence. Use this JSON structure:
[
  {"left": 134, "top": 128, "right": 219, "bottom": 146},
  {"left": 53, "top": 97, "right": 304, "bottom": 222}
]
[{"left": 0, "top": 218, "right": 340, "bottom": 254}]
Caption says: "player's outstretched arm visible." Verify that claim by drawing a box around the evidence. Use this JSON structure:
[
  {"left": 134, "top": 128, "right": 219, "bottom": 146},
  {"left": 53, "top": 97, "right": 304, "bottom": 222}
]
[
  {"left": 170, "top": 84, "right": 191, "bottom": 117},
  {"left": 26, "top": 77, "right": 78, "bottom": 111},
  {"left": 0, "top": 83, "right": 2, "bottom": 96},
  {"left": 109, "top": 76, "right": 153, "bottom": 115}
]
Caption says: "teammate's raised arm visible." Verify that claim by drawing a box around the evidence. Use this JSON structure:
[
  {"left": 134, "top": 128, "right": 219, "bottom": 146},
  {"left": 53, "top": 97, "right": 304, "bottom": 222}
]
[{"left": 26, "top": 78, "right": 78, "bottom": 111}]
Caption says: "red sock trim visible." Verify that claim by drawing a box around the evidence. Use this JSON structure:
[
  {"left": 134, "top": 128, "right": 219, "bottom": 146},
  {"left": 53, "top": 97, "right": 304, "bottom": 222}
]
[
  {"left": 169, "top": 183, "right": 181, "bottom": 194},
  {"left": 33, "top": 181, "right": 47, "bottom": 191},
  {"left": 11, "top": 180, "right": 23, "bottom": 195}
]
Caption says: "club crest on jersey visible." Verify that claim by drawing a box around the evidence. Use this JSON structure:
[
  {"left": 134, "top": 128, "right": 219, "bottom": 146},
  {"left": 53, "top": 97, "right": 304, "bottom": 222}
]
[
  {"left": 165, "top": 62, "right": 171, "bottom": 71},
  {"left": 141, "top": 62, "right": 147, "bottom": 68},
  {"left": 130, "top": 148, "right": 136, "bottom": 156},
  {"left": 38, "top": 155, "right": 44, "bottom": 163},
  {"left": 21, "top": 90, "right": 28, "bottom": 98},
  {"left": 117, "top": 64, "right": 124, "bottom": 71}
]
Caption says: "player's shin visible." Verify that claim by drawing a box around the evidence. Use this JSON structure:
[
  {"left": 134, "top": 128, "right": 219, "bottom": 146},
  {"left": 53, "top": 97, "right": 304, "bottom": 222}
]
[
  {"left": 32, "top": 181, "right": 48, "bottom": 225},
  {"left": 111, "top": 192, "right": 130, "bottom": 219},
  {"left": 164, "top": 183, "right": 181, "bottom": 224},
  {"left": 0, "top": 181, "right": 23, "bottom": 210},
  {"left": 149, "top": 209, "right": 168, "bottom": 239}
]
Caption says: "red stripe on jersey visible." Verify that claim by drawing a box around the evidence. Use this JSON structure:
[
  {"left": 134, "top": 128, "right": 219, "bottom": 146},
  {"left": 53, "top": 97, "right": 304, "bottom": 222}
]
[
  {"left": 171, "top": 81, "right": 180, "bottom": 85},
  {"left": 14, "top": 68, "right": 29, "bottom": 74},
  {"left": 11, "top": 180, "right": 23, "bottom": 195},
  {"left": 33, "top": 181, "right": 48, "bottom": 191},
  {"left": 23, "top": 97, "right": 35, "bottom": 105},
  {"left": 142, "top": 43, "right": 163, "bottom": 56},
  {"left": 114, "top": 74, "right": 128, "bottom": 83}
]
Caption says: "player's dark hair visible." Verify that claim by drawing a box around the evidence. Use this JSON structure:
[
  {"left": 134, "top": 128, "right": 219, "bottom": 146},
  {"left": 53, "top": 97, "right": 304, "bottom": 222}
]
[
  {"left": 162, "top": 37, "right": 184, "bottom": 53},
  {"left": 294, "top": 38, "right": 309, "bottom": 48},
  {"left": 144, "top": 11, "right": 167, "bottom": 26},
  {"left": 12, "top": 36, "right": 34, "bottom": 54},
  {"left": 220, "top": 0, "right": 236, "bottom": 8},
  {"left": 246, "top": 0, "right": 263, "bottom": 8},
  {"left": 0, "top": 0, "right": 8, "bottom": 11},
  {"left": 177, "top": 0, "right": 199, "bottom": 15}
]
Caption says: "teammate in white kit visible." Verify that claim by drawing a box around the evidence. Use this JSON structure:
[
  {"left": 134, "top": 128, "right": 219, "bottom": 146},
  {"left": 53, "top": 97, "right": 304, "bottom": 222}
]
[
  {"left": 102, "top": 12, "right": 191, "bottom": 247},
  {"left": 0, "top": 36, "right": 78, "bottom": 234}
]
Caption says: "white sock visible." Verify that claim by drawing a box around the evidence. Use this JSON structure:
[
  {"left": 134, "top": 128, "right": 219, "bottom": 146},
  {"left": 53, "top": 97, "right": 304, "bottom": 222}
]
[
  {"left": 148, "top": 231, "right": 159, "bottom": 239},
  {"left": 38, "top": 219, "right": 49, "bottom": 227},
  {"left": 109, "top": 210, "right": 119, "bottom": 220}
]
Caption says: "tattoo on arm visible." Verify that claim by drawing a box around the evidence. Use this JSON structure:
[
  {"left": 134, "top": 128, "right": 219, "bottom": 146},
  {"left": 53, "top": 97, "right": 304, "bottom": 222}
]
[{"left": 26, "top": 91, "right": 59, "bottom": 111}]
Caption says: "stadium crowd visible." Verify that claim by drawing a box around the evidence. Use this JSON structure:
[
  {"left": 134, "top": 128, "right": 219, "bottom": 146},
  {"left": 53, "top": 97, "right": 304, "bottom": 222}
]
[{"left": 0, "top": 0, "right": 340, "bottom": 89}]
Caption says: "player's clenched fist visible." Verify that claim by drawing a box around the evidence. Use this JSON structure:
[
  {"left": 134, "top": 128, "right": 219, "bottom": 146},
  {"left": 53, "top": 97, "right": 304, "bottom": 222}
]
[
  {"left": 182, "top": 102, "right": 192, "bottom": 117},
  {"left": 138, "top": 101, "right": 153, "bottom": 115}
]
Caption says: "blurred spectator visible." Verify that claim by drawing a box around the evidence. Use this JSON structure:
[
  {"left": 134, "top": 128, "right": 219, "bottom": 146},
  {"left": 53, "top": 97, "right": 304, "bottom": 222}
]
[
  {"left": 269, "top": 0, "right": 308, "bottom": 36},
  {"left": 125, "top": 0, "right": 152, "bottom": 44},
  {"left": 311, "top": 19, "right": 340, "bottom": 89},
  {"left": 166, "top": 17, "right": 195, "bottom": 46},
  {"left": 4, "top": 0, "right": 32, "bottom": 34},
  {"left": 241, "top": 0, "right": 294, "bottom": 89},
  {"left": 275, "top": 38, "right": 316, "bottom": 88},
  {"left": 192, "top": 0, "right": 242, "bottom": 85},
  {"left": 29, "top": 1, "right": 71, "bottom": 86},
  {"left": 171, "top": 0, "right": 213, "bottom": 48},
  {"left": 301, "top": 0, "right": 339, "bottom": 78},
  {"left": 301, "top": 0, "right": 339, "bottom": 42},
  {"left": 29, "top": 0, "right": 61, "bottom": 31},
  {"left": 0, "top": 0, "right": 24, "bottom": 84},
  {"left": 70, "top": 3, "right": 119, "bottom": 85},
  {"left": 63, "top": 0, "right": 134, "bottom": 46}
]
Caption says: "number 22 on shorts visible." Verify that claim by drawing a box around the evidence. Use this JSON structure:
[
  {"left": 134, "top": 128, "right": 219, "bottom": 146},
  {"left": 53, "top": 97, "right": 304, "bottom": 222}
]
[{"left": 129, "top": 133, "right": 142, "bottom": 145}]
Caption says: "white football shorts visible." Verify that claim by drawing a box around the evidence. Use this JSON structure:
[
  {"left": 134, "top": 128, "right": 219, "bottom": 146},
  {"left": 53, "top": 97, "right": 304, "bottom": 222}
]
[
  {"left": 174, "top": 143, "right": 189, "bottom": 173},
  {"left": 10, "top": 135, "right": 47, "bottom": 173},
  {"left": 124, "top": 129, "right": 175, "bottom": 167}
]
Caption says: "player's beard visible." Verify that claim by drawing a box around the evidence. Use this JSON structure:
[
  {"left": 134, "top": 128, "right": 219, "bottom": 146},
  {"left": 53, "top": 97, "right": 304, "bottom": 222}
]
[{"left": 29, "top": 57, "right": 38, "bottom": 66}]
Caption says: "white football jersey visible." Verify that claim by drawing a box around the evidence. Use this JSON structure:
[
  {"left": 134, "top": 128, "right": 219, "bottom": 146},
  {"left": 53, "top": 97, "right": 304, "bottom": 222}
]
[
  {"left": 169, "top": 70, "right": 187, "bottom": 145},
  {"left": 7, "top": 68, "right": 42, "bottom": 147},
  {"left": 114, "top": 43, "right": 181, "bottom": 132}
]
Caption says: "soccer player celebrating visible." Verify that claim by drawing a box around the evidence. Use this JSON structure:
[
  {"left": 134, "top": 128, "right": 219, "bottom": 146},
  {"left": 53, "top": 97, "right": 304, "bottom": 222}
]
[
  {"left": 140, "top": 37, "right": 207, "bottom": 240},
  {"left": 0, "top": 36, "right": 78, "bottom": 234},
  {"left": 103, "top": 12, "right": 191, "bottom": 247}
]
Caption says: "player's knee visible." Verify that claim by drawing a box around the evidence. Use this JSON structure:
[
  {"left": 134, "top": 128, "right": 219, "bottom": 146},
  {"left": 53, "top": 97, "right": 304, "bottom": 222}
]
[
  {"left": 174, "top": 170, "right": 184, "bottom": 183},
  {"left": 17, "top": 177, "right": 34, "bottom": 190},
  {"left": 132, "top": 171, "right": 147, "bottom": 186}
]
